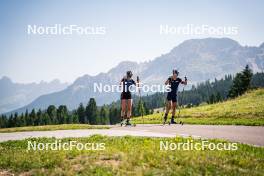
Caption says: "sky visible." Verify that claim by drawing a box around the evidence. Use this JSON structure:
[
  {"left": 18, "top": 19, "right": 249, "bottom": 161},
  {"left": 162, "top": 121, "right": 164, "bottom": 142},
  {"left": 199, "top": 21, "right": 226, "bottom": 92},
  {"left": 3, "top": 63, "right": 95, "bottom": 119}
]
[{"left": 0, "top": 0, "right": 263, "bottom": 83}]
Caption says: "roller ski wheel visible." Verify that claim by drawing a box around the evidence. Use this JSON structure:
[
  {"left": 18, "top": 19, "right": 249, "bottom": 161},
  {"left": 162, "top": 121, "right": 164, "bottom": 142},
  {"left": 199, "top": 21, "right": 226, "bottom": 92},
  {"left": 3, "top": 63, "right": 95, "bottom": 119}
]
[
  {"left": 120, "top": 119, "right": 127, "bottom": 126},
  {"left": 168, "top": 121, "right": 184, "bottom": 125},
  {"left": 121, "top": 119, "right": 136, "bottom": 127},
  {"left": 126, "top": 123, "right": 136, "bottom": 127}
]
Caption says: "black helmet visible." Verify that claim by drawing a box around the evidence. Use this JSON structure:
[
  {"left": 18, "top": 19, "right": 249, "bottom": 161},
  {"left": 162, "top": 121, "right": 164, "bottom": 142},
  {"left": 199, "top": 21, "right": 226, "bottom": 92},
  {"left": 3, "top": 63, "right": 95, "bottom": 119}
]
[
  {"left": 172, "top": 69, "right": 179, "bottom": 75},
  {"left": 126, "top": 71, "right": 133, "bottom": 78}
]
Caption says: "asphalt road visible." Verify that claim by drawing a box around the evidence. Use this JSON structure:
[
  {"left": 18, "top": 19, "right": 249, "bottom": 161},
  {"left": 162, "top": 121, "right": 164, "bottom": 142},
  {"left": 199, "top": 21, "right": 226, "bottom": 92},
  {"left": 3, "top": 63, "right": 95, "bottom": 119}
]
[{"left": 0, "top": 124, "right": 263, "bottom": 146}]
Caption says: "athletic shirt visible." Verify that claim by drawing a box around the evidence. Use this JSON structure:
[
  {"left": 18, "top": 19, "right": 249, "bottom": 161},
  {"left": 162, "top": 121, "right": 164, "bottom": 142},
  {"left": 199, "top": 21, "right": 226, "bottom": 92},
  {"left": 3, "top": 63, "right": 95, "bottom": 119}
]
[
  {"left": 121, "top": 77, "right": 136, "bottom": 93},
  {"left": 168, "top": 77, "right": 182, "bottom": 94}
]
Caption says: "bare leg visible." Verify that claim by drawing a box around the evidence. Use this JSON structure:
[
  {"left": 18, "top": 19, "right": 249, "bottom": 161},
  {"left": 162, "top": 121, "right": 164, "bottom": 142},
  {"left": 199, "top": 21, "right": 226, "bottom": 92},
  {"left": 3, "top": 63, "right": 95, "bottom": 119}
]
[
  {"left": 171, "top": 102, "right": 177, "bottom": 117},
  {"left": 165, "top": 100, "right": 171, "bottom": 114},
  {"left": 164, "top": 100, "right": 171, "bottom": 123},
  {"left": 171, "top": 102, "right": 177, "bottom": 123},
  {"left": 121, "top": 99, "right": 127, "bottom": 120},
  {"left": 127, "top": 99, "right": 132, "bottom": 119}
]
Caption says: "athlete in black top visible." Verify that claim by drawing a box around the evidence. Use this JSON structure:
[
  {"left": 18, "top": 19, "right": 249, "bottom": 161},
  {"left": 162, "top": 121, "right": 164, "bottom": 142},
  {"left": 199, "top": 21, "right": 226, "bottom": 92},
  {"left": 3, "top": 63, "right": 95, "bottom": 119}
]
[
  {"left": 164, "top": 69, "right": 187, "bottom": 124},
  {"left": 120, "top": 71, "right": 137, "bottom": 125}
]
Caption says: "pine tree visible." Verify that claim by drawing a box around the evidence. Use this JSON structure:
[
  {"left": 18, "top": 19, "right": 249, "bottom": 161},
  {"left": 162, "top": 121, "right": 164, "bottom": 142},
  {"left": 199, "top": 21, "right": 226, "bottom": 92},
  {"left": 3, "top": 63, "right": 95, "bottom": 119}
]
[
  {"left": 229, "top": 65, "right": 253, "bottom": 98},
  {"left": 0, "top": 115, "right": 8, "bottom": 128},
  {"left": 20, "top": 113, "right": 26, "bottom": 127},
  {"left": 67, "top": 114, "right": 73, "bottom": 124},
  {"left": 86, "top": 98, "right": 97, "bottom": 125},
  {"left": 72, "top": 111, "right": 79, "bottom": 124},
  {"left": 25, "top": 109, "right": 30, "bottom": 126},
  {"left": 43, "top": 113, "right": 51, "bottom": 125},
  {"left": 77, "top": 103, "right": 86, "bottom": 123},
  {"left": 109, "top": 105, "right": 120, "bottom": 124},
  {"left": 143, "top": 102, "right": 149, "bottom": 115},
  {"left": 99, "top": 106, "right": 108, "bottom": 125},
  {"left": 251, "top": 72, "right": 264, "bottom": 87},
  {"left": 0, "top": 115, "right": 4, "bottom": 128},
  {"left": 216, "top": 92, "right": 222, "bottom": 102},
  {"left": 57, "top": 105, "right": 68, "bottom": 124},
  {"left": 8, "top": 114, "right": 14, "bottom": 127},
  {"left": 137, "top": 100, "right": 145, "bottom": 116},
  {"left": 241, "top": 65, "right": 253, "bottom": 92},
  {"left": 29, "top": 109, "right": 36, "bottom": 126},
  {"left": 47, "top": 105, "right": 57, "bottom": 124},
  {"left": 36, "top": 109, "right": 42, "bottom": 126},
  {"left": 14, "top": 112, "right": 20, "bottom": 127}
]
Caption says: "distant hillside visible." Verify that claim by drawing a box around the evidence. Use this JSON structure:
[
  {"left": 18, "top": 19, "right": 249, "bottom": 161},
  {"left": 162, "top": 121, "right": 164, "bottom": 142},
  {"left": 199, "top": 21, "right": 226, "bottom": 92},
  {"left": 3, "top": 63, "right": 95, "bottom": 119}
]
[
  {"left": 8, "top": 38, "right": 264, "bottom": 114},
  {"left": 0, "top": 77, "right": 68, "bottom": 113}
]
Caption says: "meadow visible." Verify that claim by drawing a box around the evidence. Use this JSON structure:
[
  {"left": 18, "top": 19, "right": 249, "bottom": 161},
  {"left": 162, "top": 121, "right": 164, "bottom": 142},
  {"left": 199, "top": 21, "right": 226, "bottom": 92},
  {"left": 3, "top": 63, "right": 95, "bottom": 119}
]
[
  {"left": 133, "top": 89, "right": 264, "bottom": 126},
  {"left": 0, "top": 135, "right": 263, "bottom": 175}
]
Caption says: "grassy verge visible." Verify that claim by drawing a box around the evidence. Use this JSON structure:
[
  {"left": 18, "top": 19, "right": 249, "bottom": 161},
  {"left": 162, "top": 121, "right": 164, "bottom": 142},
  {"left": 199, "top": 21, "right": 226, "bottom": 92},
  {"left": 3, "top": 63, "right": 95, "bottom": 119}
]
[
  {"left": 134, "top": 89, "right": 264, "bottom": 126},
  {"left": 133, "top": 115, "right": 264, "bottom": 126},
  {"left": 0, "top": 135, "right": 263, "bottom": 175},
  {"left": 0, "top": 124, "right": 109, "bottom": 133}
]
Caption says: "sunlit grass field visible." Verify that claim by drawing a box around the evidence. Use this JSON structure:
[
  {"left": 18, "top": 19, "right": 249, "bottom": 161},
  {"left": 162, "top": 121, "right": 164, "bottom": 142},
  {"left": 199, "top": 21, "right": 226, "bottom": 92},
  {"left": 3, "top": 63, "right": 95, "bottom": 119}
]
[
  {"left": 0, "top": 124, "right": 109, "bottom": 133},
  {"left": 133, "top": 89, "right": 264, "bottom": 126},
  {"left": 0, "top": 135, "right": 263, "bottom": 175}
]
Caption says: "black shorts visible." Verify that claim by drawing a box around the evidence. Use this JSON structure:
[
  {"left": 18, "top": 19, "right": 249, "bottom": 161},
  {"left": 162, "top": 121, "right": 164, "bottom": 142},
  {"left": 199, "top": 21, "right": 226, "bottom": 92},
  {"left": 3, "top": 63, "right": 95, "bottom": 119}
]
[
  {"left": 167, "top": 92, "right": 177, "bottom": 103},
  {"left": 121, "top": 92, "right": 132, "bottom": 100}
]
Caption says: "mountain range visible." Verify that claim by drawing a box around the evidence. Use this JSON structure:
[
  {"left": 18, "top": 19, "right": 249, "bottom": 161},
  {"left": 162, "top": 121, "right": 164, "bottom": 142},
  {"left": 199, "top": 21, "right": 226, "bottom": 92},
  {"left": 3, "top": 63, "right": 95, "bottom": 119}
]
[
  {"left": 3, "top": 38, "right": 264, "bottom": 115},
  {"left": 0, "top": 77, "right": 68, "bottom": 113}
]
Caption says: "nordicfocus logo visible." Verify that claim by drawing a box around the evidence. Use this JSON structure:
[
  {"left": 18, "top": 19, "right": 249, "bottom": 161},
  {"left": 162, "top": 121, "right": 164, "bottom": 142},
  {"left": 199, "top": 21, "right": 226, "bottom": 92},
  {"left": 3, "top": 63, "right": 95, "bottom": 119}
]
[
  {"left": 27, "top": 140, "right": 106, "bottom": 151},
  {"left": 160, "top": 140, "right": 238, "bottom": 151},
  {"left": 93, "top": 83, "right": 171, "bottom": 93},
  {"left": 27, "top": 24, "right": 106, "bottom": 35},
  {"left": 160, "top": 24, "right": 238, "bottom": 36}
]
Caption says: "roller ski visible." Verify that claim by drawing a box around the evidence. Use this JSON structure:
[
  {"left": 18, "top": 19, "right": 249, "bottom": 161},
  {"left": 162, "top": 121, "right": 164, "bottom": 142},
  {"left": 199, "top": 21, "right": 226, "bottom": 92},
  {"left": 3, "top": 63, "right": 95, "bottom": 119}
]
[
  {"left": 163, "top": 115, "right": 183, "bottom": 125},
  {"left": 120, "top": 119, "right": 136, "bottom": 127},
  {"left": 168, "top": 117, "right": 183, "bottom": 125}
]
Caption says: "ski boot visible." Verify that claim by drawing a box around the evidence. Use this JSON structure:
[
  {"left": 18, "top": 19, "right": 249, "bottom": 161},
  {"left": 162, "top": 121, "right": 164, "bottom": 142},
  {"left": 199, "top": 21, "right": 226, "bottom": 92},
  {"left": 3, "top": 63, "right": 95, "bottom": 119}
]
[
  {"left": 169, "top": 117, "right": 177, "bottom": 125},
  {"left": 120, "top": 116, "right": 127, "bottom": 126},
  {"left": 126, "top": 119, "right": 132, "bottom": 126},
  {"left": 120, "top": 119, "right": 126, "bottom": 126}
]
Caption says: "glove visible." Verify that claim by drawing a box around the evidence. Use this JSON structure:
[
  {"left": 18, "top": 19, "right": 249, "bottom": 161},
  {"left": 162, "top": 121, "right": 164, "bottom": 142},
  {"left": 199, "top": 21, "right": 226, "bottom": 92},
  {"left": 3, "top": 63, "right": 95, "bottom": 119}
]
[{"left": 137, "top": 76, "right": 140, "bottom": 82}]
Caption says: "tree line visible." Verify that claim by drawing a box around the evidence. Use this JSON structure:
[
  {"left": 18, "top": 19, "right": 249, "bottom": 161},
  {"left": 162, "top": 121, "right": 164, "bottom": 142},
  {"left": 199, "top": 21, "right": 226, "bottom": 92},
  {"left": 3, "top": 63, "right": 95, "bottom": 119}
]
[{"left": 0, "top": 96, "right": 152, "bottom": 128}]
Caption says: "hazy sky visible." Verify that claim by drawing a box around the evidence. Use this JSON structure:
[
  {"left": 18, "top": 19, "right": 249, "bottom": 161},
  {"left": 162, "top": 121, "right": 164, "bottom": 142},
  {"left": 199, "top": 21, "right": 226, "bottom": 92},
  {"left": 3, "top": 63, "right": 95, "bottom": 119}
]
[{"left": 0, "top": 0, "right": 263, "bottom": 83}]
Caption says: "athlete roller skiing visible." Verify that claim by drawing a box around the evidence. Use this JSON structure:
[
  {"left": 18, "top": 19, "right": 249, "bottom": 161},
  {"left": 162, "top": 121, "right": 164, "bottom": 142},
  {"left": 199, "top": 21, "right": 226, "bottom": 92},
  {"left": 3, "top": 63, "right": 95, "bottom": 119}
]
[
  {"left": 163, "top": 69, "right": 187, "bottom": 125},
  {"left": 120, "top": 71, "right": 138, "bottom": 126}
]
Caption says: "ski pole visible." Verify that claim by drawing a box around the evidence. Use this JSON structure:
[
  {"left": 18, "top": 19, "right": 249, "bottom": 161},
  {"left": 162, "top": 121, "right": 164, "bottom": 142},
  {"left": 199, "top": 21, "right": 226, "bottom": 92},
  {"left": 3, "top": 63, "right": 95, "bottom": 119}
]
[
  {"left": 177, "top": 76, "right": 187, "bottom": 119},
  {"left": 161, "top": 95, "right": 167, "bottom": 124},
  {"left": 137, "top": 76, "right": 144, "bottom": 125}
]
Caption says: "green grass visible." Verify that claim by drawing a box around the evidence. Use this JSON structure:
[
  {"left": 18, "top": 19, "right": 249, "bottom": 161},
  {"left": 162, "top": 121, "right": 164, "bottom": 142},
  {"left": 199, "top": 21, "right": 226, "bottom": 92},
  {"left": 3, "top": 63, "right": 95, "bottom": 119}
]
[
  {"left": 0, "top": 135, "right": 263, "bottom": 175},
  {"left": 0, "top": 124, "right": 109, "bottom": 133},
  {"left": 133, "top": 89, "right": 264, "bottom": 126}
]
